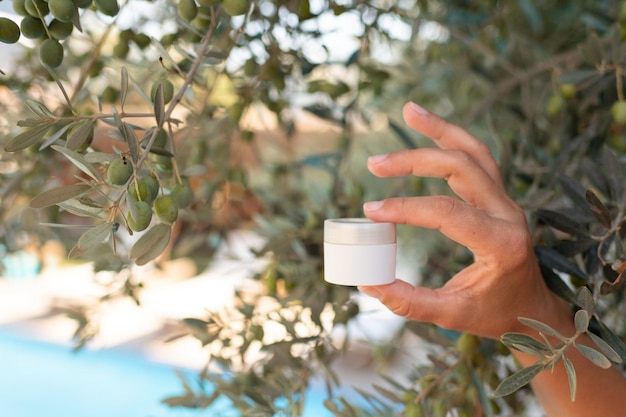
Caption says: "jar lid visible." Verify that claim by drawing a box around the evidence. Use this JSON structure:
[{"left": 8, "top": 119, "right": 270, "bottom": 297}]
[{"left": 324, "top": 218, "right": 396, "bottom": 245}]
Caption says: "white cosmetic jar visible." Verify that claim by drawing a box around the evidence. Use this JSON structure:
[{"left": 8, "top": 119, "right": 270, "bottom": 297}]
[{"left": 323, "top": 218, "right": 397, "bottom": 286}]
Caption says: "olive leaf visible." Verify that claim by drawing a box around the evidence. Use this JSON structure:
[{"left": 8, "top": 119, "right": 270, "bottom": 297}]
[
  {"left": 120, "top": 122, "right": 140, "bottom": 164},
  {"left": 595, "top": 318, "right": 626, "bottom": 362},
  {"left": 30, "top": 183, "right": 92, "bottom": 209},
  {"left": 66, "top": 120, "right": 96, "bottom": 151},
  {"left": 501, "top": 332, "right": 550, "bottom": 358},
  {"left": 51, "top": 145, "right": 101, "bottom": 181},
  {"left": 518, "top": 317, "right": 564, "bottom": 340},
  {"left": 120, "top": 66, "right": 129, "bottom": 111},
  {"left": 39, "top": 122, "right": 73, "bottom": 150},
  {"left": 535, "top": 246, "right": 589, "bottom": 281},
  {"left": 574, "top": 343, "right": 612, "bottom": 368},
  {"left": 153, "top": 82, "right": 165, "bottom": 126},
  {"left": 587, "top": 332, "right": 623, "bottom": 364},
  {"left": 68, "top": 222, "right": 115, "bottom": 258},
  {"left": 574, "top": 309, "right": 590, "bottom": 334},
  {"left": 559, "top": 175, "right": 589, "bottom": 211},
  {"left": 576, "top": 286, "right": 594, "bottom": 316},
  {"left": 563, "top": 356, "right": 577, "bottom": 401},
  {"left": 493, "top": 362, "right": 544, "bottom": 397},
  {"left": 129, "top": 223, "right": 171, "bottom": 265},
  {"left": 585, "top": 189, "right": 613, "bottom": 229},
  {"left": 58, "top": 199, "right": 105, "bottom": 218},
  {"left": 4, "top": 122, "right": 56, "bottom": 152},
  {"left": 535, "top": 209, "right": 590, "bottom": 237}
]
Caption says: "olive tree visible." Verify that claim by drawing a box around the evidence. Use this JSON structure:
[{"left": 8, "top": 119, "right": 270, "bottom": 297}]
[{"left": 1, "top": 0, "right": 626, "bottom": 416}]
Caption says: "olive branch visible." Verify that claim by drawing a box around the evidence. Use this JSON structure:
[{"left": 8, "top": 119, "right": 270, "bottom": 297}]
[{"left": 494, "top": 287, "right": 623, "bottom": 400}]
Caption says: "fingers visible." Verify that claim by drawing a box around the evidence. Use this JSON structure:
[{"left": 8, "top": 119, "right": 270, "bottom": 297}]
[
  {"left": 359, "top": 280, "right": 444, "bottom": 324},
  {"left": 367, "top": 147, "right": 512, "bottom": 214},
  {"left": 363, "top": 195, "right": 524, "bottom": 257},
  {"left": 401, "top": 102, "right": 504, "bottom": 190}
]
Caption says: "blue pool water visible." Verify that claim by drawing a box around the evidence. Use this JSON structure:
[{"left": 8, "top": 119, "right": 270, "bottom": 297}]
[{"left": 0, "top": 331, "right": 335, "bottom": 417}]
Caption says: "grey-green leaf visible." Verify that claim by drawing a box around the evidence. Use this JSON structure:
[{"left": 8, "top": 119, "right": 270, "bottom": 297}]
[
  {"left": 129, "top": 223, "right": 171, "bottom": 266},
  {"left": 30, "top": 183, "right": 92, "bottom": 209},
  {"left": 154, "top": 83, "right": 165, "bottom": 126},
  {"left": 501, "top": 332, "right": 550, "bottom": 352},
  {"left": 51, "top": 145, "right": 101, "bottom": 181},
  {"left": 563, "top": 356, "right": 577, "bottom": 401},
  {"left": 587, "top": 332, "right": 623, "bottom": 364},
  {"left": 574, "top": 343, "right": 612, "bottom": 368},
  {"left": 40, "top": 122, "right": 73, "bottom": 150},
  {"left": 76, "top": 222, "right": 114, "bottom": 251},
  {"left": 121, "top": 122, "right": 140, "bottom": 164},
  {"left": 518, "top": 317, "right": 564, "bottom": 339},
  {"left": 120, "top": 66, "right": 129, "bottom": 111},
  {"left": 4, "top": 122, "right": 55, "bottom": 152},
  {"left": 66, "top": 120, "right": 96, "bottom": 151},
  {"left": 574, "top": 309, "right": 590, "bottom": 334},
  {"left": 58, "top": 199, "right": 105, "bottom": 218},
  {"left": 493, "top": 363, "right": 544, "bottom": 397},
  {"left": 576, "top": 286, "right": 595, "bottom": 316}
]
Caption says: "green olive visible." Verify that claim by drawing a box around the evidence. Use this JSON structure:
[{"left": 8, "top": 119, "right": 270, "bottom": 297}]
[
  {"left": 13, "top": 0, "right": 29, "bottom": 16},
  {"left": 170, "top": 178, "right": 192, "bottom": 208},
  {"left": 39, "top": 38, "right": 65, "bottom": 68},
  {"left": 612, "top": 100, "right": 626, "bottom": 125},
  {"left": 178, "top": 0, "right": 198, "bottom": 22},
  {"left": 0, "top": 18, "right": 20, "bottom": 44},
  {"left": 48, "top": 19, "right": 74, "bottom": 40},
  {"left": 150, "top": 79, "right": 174, "bottom": 104},
  {"left": 559, "top": 83, "right": 576, "bottom": 99},
  {"left": 25, "top": 0, "right": 49, "bottom": 18},
  {"left": 154, "top": 195, "right": 178, "bottom": 224},
  {"left": 127, "top": 200, "right": 152, "bottom": 232},
  {"left": 546, "top": 93, "right": 564, "bottom": 117},
  {"left": 94, "top": 0, "right": 119, "bottom": 17},
  {"left": 20, "top": 16, "right": 46, "bottom": 39},
  {"left": 456, "top": 333, "right": 480, "bottom": 355},
  {"left": 107, "top": 157, "right": 133, "bottom": 185},
  {"left": 49, "top": 0, "right": 75, "bottom": 22},
  {"left": 130, "top": 175, "right": 159, "bottom": 203},
  {"left": 221, "top": 0, "right": 248, "bottom": 16}
]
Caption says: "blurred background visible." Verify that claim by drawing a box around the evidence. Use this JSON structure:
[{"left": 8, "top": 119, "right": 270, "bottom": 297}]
[{"left": 1, "top": 1, "right": 626, "bottom": 416}]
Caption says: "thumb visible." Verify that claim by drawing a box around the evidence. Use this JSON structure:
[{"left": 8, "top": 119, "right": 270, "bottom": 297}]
[{"left": 359, "top": 279, "right": 445, "bottom": 324}]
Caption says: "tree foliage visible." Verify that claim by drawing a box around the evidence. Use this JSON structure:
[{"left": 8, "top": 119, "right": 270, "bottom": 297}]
[{"left": 1, "top": 0, "right": 626, "bottom": 416}]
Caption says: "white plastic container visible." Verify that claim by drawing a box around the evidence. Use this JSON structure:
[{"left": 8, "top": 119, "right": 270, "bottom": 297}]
[{"left": 323, "top": 218, "right": 396, "bottom": 286}]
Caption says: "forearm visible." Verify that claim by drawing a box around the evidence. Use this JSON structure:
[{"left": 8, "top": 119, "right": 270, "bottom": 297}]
[{"left": 511, "top": 298, "right": 626, "bottom": 417}]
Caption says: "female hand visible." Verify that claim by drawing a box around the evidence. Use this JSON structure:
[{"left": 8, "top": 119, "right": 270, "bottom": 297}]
[
  {"left": 359, "top": 102, "right": 569, "bottom": 340},
  {"left": 359, "top": 102, "right": 626, "bottom": 417}
]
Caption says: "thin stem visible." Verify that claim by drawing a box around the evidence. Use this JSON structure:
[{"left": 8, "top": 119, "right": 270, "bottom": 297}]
[{"left": 136, "top": 8, "right": 222, "bottom": 171}]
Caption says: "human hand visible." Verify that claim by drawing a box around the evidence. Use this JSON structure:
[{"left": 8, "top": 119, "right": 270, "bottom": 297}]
[{"left": 359, "top": 102, "right": 569, "bottom": 340}]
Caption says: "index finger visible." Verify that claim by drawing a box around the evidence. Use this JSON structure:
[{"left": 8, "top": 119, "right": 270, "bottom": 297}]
[{"left": 402, "top": 102, "right": 504, "bottom": 190}]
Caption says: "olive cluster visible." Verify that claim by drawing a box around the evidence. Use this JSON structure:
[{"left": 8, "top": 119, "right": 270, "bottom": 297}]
[
  {"left": 106, "top": 157, "right": 192, "bottom": 232},
  {"left": 0, "top": 0, "right": 120, "bottom": 68}
]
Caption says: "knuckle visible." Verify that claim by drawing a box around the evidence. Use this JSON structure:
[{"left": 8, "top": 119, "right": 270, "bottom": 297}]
[{"left": 433, "top": 196, "right": 460, "bottom": 218}]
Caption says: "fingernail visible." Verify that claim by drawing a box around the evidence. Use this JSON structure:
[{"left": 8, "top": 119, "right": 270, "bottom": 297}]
[
  {"left": 358, "top": 286, "right": 383, "bottom": 298},
  {"left": 363, "top": 200, "right": 384, "bottom": 212},
  {"left": 368, "top": 154, "right": 389, "bottom": 164},
  {"left": 408, "top": 101, "right": 428, "bottom": 116}
]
